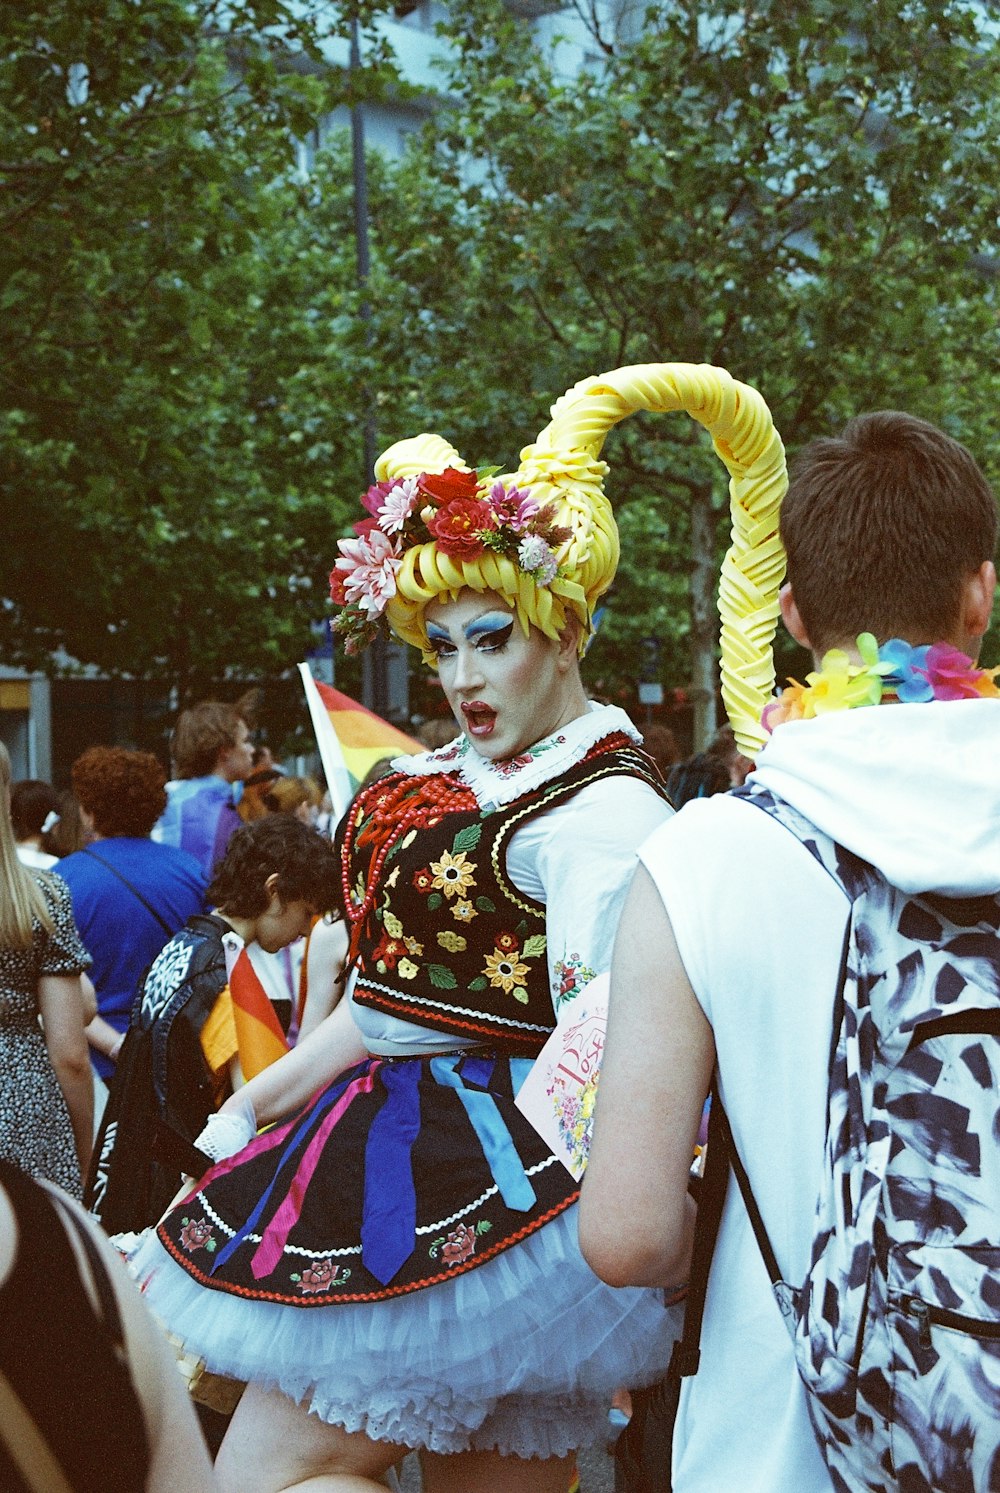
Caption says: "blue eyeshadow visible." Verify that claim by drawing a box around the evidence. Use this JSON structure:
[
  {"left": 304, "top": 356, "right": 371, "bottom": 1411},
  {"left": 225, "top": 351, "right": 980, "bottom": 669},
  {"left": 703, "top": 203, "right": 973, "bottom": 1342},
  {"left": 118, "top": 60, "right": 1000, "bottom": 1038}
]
[{"left": 465, "top": 613, "right": 514, "bottom": 640}]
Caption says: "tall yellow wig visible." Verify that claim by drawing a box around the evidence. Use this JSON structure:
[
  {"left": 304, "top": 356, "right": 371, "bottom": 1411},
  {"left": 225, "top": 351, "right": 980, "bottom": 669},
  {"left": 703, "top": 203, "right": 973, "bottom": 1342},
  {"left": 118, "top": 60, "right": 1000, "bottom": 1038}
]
[{"left": 345, "top": 363, "right": 787, "bottom": 756}]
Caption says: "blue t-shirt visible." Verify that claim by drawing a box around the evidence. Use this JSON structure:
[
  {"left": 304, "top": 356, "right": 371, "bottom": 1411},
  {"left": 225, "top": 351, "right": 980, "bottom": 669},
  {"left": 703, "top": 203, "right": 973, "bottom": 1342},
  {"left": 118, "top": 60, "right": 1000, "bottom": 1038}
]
[{"left": 58, "top": 839, "right": 207, "bottom": 1079}]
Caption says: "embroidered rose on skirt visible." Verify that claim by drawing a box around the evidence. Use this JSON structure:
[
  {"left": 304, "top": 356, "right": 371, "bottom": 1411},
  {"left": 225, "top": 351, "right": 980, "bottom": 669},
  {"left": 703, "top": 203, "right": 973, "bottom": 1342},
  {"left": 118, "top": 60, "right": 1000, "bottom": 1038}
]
[
  {"left": 290, "top": 1258, "right": 352, "bottom": 1295},
  {"left": 179, "top": 1217, "right": 216, "bottom": 1253}
]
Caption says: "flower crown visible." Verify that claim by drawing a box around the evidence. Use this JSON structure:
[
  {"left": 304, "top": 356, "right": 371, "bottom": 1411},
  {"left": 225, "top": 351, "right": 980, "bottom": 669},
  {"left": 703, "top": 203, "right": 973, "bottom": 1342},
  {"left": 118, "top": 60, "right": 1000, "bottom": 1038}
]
[
  {"left": 762, "top": 634, "right": 1000, "bottom": 732},
  {"left": 329, "top": 466, "right": 572, "bottom": 653}
]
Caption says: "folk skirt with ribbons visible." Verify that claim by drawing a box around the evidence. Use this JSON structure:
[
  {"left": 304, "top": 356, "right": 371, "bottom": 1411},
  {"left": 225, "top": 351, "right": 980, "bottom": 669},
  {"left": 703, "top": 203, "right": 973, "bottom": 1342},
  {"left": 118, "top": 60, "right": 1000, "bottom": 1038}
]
[{"left": 134, "top": 1049, "right": 679, "bottom": 1457}]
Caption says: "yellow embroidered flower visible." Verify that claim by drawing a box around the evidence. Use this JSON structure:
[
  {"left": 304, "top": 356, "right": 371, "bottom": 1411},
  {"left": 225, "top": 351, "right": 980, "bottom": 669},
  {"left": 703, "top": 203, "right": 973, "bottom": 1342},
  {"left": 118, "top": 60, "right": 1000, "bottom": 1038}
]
[
  {"left": 404, "top": 935, "right": 424, "bottom": 956},
  {"left": 451, "top": 899, "right": 478, "bottom": 923},
  {"left": 484, "top": 948, "right": 530, "bottom": 995},
  {"left": 397, "top": 958, "right": 419, "bottom": 980},
  {"left": 430, "top": 850, "right": 477, "bottom": 899},
  {"left": 437, "top": 930, "right": 468, "bottom": 952},
  {"left": 383, "top": 911, "right": 404, "bottom": 939}
]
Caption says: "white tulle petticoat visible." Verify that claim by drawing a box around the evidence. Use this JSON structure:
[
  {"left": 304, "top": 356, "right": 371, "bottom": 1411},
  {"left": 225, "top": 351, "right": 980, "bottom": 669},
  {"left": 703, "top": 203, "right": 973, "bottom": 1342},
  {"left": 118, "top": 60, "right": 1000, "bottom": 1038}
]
[{"left": 134, "top": 1204, "right": 679, "bottom": 1459}]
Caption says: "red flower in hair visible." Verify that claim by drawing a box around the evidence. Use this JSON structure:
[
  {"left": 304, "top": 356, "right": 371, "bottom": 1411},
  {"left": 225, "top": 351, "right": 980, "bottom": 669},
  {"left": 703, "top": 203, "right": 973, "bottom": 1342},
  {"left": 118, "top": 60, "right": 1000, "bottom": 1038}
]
[
  {"left": 426, "top": 499, "right": 495, "bottom": 557},
  {"left": 329, "top": 568, "right": 349, "bottom": 605},
  {"left": 353, "top": 515, "right": 380, "bottom": 538},
  {"left": 418, "top": 468, "right": 480, "bottom": 505}
]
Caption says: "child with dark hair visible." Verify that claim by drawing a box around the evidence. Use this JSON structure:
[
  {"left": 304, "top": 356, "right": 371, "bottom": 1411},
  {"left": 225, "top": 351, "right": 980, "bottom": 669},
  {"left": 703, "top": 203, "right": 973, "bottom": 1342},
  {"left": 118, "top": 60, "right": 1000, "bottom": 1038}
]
[{"left": 87, "top": 817, "right": 340, "bottom": 1236}]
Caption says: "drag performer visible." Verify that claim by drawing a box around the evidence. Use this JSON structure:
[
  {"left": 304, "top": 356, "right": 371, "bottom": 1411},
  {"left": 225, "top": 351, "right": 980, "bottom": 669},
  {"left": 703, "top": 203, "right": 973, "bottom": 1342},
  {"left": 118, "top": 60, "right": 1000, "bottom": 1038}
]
[{"left": 133, "top": 364, "right": 785, "bottom": 1493}]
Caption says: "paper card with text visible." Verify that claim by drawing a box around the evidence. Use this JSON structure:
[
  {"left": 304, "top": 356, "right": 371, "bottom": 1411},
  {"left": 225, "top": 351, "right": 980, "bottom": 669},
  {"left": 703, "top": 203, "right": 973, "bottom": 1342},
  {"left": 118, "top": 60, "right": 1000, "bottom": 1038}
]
[{"left": 514, "top": 973, "right": 609, "bottom": 1180}]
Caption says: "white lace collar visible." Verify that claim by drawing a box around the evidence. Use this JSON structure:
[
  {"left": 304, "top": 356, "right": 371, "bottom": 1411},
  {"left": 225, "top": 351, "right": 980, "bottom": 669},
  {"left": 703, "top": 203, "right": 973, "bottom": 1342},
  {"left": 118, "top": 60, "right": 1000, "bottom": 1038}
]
[{"left": 391, "top": 704, "right": 643, "bottom": 809}]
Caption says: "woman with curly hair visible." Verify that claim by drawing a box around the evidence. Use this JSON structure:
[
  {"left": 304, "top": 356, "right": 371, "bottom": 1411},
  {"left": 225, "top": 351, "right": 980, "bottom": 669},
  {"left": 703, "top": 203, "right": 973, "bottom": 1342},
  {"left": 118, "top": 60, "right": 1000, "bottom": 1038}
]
[{"left": 58, "top": 747, "right": 207, "bottom": 1082}]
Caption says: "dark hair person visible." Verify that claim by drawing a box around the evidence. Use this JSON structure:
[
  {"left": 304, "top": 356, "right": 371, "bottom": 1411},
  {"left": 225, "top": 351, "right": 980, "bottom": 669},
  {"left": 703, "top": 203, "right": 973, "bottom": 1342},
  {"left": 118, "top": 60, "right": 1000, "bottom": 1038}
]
[
  {"left": 10, "top": 779, "right": 61, "bottom": 870},
  {"left": 57, "top": 747, "right": 207, "bottom": 1082},
  {"left": 88, "top": 816, "right": 342, "bottom": 1236}
]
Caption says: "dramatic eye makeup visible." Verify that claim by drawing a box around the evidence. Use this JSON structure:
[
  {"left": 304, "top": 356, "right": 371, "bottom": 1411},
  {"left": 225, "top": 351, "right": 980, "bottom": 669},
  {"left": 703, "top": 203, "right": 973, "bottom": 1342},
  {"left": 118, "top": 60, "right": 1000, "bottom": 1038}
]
[
  {"left": 425, "top": 621, "right": 456, "bottom": 656},
  {"left": 466, "top": 614, "right": 514, "bottom": 651}
]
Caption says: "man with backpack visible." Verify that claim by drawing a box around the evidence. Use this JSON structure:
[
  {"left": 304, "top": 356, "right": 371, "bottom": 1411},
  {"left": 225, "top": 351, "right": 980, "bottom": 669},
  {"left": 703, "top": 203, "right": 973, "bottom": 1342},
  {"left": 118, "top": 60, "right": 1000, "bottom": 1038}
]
[{"left": 580, "top": 411, "right": 1000, "bottom": 1492}]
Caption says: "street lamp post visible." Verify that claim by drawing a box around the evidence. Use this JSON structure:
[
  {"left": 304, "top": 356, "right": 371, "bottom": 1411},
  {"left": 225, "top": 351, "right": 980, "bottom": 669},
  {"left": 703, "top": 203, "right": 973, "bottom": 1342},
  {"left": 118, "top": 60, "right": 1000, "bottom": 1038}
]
[{"left": 349, "top": 14, "right": 389, "bottom": 718}]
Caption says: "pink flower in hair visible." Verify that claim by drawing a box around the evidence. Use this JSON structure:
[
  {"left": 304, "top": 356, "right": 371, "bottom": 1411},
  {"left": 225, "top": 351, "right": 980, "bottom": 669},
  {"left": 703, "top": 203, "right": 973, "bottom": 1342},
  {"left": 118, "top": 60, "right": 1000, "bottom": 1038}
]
[
  {"left": 377, "top": 477, "right": 420, "bottom": 535},
  {"left": 332, "top": 529, "right": 403, "bottom": 619},
  {"left": 488, "top": 481, "right": 540, "bottom": 534},
  {"left": 361, "top": 480, "right": 395, "bottom": 518}
]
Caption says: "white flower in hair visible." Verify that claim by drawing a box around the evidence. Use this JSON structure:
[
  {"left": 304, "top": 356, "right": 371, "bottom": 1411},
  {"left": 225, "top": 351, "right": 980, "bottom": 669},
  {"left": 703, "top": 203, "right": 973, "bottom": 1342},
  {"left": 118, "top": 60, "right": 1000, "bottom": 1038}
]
[{"left": 518, "top": 534, "right": 558, "bottom": 584}]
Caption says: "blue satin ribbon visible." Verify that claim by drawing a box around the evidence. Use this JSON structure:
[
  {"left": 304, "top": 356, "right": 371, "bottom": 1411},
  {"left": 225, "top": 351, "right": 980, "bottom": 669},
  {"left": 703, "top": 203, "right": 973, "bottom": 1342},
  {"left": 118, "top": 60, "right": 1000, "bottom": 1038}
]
[
  {"left": 360, "top": 1062, "right": 422, "bottom": 1285},
  {"left": 458, "top": 1055, "right": 495, "bottom": 1090},
  {"left": 509, "top": 1058, "right": 534, "bottom": 1098},
  {"left": 430, "top": 1055, "right": 536, "bottom": 1213},
  {"left": 209, "top": 1066, "right": 361, "bottom": 1275}
]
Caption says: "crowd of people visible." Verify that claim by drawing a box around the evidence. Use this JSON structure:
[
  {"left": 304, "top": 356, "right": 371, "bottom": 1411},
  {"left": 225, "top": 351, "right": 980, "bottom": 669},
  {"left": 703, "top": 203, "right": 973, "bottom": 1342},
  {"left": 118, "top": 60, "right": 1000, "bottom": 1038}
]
[{"left": 0, "top": 363, "right": 997, "bottom": 1493}]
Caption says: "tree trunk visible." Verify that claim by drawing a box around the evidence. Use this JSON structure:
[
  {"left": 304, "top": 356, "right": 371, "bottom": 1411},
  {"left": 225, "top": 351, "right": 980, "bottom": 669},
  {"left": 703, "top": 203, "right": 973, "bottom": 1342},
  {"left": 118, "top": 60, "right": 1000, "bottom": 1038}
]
[{"left": 688, "top": 481, "right": 717, "bottom": 751}]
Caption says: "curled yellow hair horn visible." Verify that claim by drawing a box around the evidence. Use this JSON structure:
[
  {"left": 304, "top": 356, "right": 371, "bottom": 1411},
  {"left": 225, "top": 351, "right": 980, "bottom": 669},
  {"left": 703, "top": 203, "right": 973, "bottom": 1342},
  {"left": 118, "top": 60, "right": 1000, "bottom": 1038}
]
[
  {"left": 369, "top": 364, "right": 785, "bottom": 753},
  {"left": 376, "top": 434, "right": 469, "bottom": 482},
  {"left": 519, "top": 363, "right": 787, "bottom": 755}
]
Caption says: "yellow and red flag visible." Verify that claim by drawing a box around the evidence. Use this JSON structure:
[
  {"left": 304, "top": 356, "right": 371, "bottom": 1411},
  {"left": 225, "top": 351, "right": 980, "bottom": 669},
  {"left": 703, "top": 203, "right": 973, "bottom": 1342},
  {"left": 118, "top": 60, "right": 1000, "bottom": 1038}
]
[
  {"left": 298, "top": 663, "right": 423, "bottom": 822},
  {"left": 224, "top": 936, "right": 289, "bottom": 1081}
]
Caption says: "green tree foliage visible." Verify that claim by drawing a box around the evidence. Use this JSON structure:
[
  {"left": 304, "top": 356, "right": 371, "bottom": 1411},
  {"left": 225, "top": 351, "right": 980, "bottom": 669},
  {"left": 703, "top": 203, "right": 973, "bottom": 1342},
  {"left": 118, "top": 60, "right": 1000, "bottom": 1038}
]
[
  {"left": 2, "top": 0, "right": 998, "bottom": 743},
  {"left": 0, "top": 0, "right": 387, "bottom": 699},
  {"left": 362, "top": 0, "right": 1000, "bottom": 733}
]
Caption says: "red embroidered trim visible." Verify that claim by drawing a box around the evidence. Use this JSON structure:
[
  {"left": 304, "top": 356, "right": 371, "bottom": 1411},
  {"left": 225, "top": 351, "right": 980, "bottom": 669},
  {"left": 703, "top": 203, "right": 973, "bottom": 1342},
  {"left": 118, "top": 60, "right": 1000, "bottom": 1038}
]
[
  {"left": 351, "top": 985, "right": 548, "bottom": 1048},
  {"left": 156, "top": 1193, "right": 579, "bottom": 1306}
]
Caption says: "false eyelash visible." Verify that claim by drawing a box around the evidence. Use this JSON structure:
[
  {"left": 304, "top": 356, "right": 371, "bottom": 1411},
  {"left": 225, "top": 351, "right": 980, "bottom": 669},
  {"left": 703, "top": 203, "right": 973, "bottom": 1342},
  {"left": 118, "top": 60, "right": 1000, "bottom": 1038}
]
[{"left": 475, "top": 623, "right": 514, "bottom": 653}]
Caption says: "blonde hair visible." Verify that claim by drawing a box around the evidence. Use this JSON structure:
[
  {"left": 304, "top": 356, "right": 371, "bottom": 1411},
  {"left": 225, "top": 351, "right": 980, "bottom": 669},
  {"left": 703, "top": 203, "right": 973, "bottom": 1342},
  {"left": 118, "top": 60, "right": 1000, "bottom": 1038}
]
[
  {"left": 377, "top": 363, "right": 786, "bottom": 754},
  {"left": 0, "top": 744, "right": 55, "bottom": 948}
]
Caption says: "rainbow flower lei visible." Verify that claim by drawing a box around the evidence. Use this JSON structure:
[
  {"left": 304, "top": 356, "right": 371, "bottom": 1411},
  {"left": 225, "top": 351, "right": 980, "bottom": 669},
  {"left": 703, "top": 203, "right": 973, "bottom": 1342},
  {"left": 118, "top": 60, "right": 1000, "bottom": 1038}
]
[
  {"left": 762, "top": 635, "right": 1000, "bottom": 733},
  {"left": 329, "top": 467, "right": 573, "bottom": 652}
]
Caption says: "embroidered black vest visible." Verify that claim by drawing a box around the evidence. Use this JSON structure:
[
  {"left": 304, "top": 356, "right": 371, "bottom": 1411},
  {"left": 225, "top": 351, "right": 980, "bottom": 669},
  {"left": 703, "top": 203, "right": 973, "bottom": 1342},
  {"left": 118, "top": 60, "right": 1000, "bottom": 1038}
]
[{"left": 342, "top": 734, "right": 665, "bottom": 1054}]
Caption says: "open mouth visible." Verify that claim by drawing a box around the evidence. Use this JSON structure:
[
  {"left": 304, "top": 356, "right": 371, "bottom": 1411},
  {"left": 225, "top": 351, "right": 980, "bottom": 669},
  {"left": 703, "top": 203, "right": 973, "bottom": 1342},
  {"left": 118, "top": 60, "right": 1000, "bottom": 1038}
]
[{"left": 461, "top": 702, "right": 497, "bottom": 737}]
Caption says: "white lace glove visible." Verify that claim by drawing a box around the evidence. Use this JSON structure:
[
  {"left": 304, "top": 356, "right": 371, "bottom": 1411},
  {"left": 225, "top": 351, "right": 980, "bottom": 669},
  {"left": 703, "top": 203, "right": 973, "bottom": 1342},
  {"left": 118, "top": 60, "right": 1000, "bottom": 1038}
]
[{"left": 194, "top": 1093, "right": 257, "bottom": 1164}]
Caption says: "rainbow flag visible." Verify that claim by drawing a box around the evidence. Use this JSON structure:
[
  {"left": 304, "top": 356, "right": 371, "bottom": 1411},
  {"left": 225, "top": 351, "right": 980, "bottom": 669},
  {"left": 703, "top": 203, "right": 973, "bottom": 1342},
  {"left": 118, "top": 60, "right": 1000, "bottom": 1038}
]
[
  {"left": 298, "top": 663, "right": 423, "bottom": 820},
  {"left": 224, "top": 937, "right": 289, "bottom": 1080}
]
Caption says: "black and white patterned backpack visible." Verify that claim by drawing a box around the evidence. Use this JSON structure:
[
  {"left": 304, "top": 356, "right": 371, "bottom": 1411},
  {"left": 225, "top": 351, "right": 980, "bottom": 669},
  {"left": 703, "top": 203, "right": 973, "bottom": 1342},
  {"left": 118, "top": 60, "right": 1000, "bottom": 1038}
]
[{"left": 729, "top": 785, "right": 1000, "bottom": 1493}]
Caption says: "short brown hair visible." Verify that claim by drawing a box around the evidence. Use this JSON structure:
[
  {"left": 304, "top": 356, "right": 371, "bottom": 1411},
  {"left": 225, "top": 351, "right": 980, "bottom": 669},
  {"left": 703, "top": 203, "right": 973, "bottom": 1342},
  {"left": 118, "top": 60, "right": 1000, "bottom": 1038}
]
[
  {"left": 780, "top": 412, "right": 997, "bottom": 651},
  {"left": 171, "top": 701, "right": 244, "bottom": 779},
  {"left": 71, "top": 747, "right": 167, "bottom": 838},
  {"left": 207, "top": 817, "right": 340, "bottom": 918}
]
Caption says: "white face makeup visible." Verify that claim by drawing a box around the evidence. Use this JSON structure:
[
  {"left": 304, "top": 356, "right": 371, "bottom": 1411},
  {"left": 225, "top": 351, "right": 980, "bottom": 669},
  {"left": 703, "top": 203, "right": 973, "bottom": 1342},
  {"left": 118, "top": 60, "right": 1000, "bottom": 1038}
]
[{"left": 424, "top": 589, "right": 587, "bottom": 762}]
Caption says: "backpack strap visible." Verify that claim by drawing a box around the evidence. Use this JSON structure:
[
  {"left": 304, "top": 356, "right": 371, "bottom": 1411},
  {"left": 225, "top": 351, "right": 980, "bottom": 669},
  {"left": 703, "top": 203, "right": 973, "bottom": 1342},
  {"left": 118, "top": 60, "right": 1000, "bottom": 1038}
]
[
  {"left": 80, "top": 846, "right": 175, "bottom": 936},
  {"left": 712, "top": 1101, "right": 802, "bottom": 1334},
  {"left": 668, "top": 1084, "right": 731, "bottom": 1379}
]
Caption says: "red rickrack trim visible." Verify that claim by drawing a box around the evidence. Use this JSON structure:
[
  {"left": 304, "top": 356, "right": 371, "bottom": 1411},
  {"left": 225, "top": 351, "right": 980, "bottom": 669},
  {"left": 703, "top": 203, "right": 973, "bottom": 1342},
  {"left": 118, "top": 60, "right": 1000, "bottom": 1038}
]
[
  {"left": 156, "top": 1193, "right": 579, "bottom": 1307},
  {"left": 351, "top": 985, "right": 548, "bottom": 1048}
]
